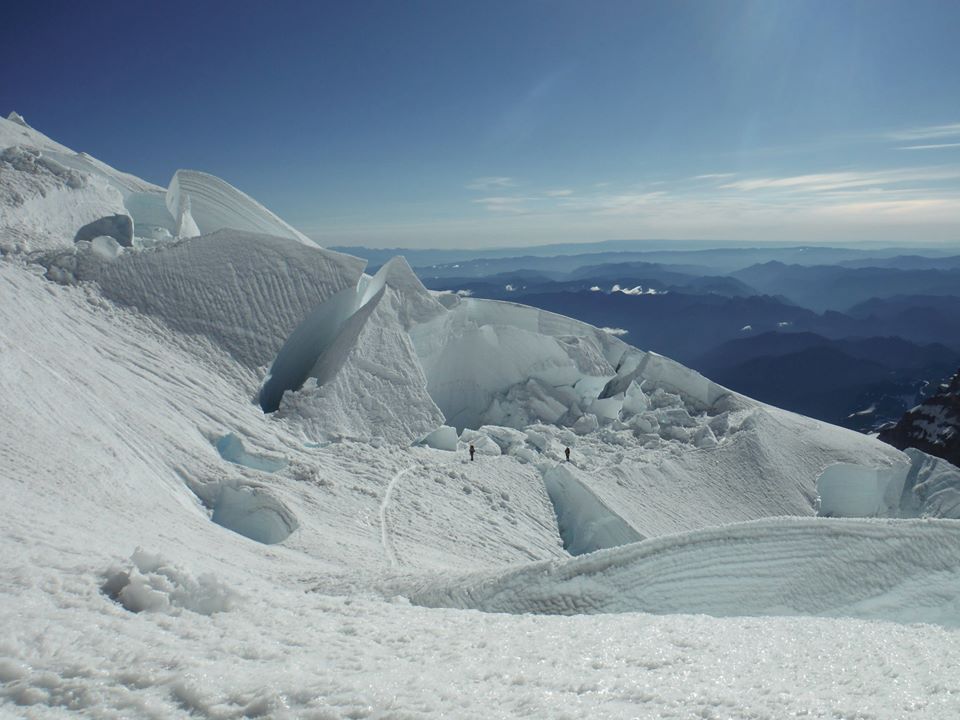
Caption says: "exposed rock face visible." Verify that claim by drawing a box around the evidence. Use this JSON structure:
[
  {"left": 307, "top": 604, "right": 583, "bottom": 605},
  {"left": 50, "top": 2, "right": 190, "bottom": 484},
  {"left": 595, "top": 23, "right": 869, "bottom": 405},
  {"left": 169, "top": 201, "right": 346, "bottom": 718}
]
[{"left": 879, "top": 369, "right": 960, "bottom": 468}]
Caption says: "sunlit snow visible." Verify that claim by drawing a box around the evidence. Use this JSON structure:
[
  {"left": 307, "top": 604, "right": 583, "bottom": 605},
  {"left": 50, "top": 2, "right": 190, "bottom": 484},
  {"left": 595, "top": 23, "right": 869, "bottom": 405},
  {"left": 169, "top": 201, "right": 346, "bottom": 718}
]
[{"left": 2, "top": 111, "right": 960, "bottom": 719}]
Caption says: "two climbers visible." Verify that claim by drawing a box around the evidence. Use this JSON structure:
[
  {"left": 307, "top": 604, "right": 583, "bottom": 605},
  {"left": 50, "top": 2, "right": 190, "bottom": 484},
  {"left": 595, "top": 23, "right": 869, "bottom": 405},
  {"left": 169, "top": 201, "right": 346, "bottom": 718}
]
[{"left": 468, "top": 441, "right": 570, "bottom": 463}]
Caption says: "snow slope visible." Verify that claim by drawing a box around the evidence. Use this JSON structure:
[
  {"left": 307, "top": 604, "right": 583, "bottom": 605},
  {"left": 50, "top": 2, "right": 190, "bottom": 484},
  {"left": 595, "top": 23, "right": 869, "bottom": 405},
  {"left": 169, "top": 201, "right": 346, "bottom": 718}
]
[{"left": 3, "top": 116, "right": 960, "bottom": 719}]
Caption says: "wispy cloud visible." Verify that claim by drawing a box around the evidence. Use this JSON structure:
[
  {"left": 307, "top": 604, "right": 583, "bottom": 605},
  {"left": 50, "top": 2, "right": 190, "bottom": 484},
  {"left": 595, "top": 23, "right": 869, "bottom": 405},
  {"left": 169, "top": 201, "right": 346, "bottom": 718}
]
[
  {"left": 813, "top": 197, "right": 960, "bottom": 219},
  {"left": 898, "top": 142, "right": 960, "bottom": 151},
  {"left": 719, "top": 167, "right": 960, "bottom": 193},
  {"left": 466, "top": 176, "right": 515, "bottom": 191},
  {"left": 887, "top": 122, "right": 960, "bottom": 142},
  {"left": 557, "top": 190, "right": 669, "bottom": 216},
  {"left": 544, "top": 189, "right": 574, "bottom": 197},
  {"left": 472, "top": 196, "right": 529, "bottom": 214},
  {"left": 692, "top": 173, "right": 735, "bottom": 180}
]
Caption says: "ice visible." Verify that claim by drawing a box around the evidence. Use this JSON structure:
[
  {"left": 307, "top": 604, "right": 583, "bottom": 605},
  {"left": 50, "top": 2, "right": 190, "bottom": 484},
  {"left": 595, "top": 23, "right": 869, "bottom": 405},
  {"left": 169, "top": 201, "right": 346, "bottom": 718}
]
[
  {"left": 266, "top": 258, "right": 445, "bottom": 443},
  {"left": 166, "top": 169, "right": 315, "bottom": 245},
  {"left": 542, "top": 465, "right": 644, "bottom": 555},
  {"left": 72, "top": 213, "right": 133, "bottom": 246},
  {"left": 818, "top": 448, "right": 960, "bottom": 519},
  {"left": 817, "top": 462, "right": 909, "bottom": 517},
  {"left": 215, "top": 433, "right": 287, "bottom": 473},
  {"left": 89, "top": 235, "right": 123, "bottom": 261},
  {"left": 422, "top": 425, "right": 459, "bottom": 451},
  {"left": 409, "top": 297, "right": 628, "bottom": 432},
  {"left": 259, "top": 284, "right": 368, "bottom": 412},
  {"left": 210, "top": 485, "right": 299, "bottom": 544}
]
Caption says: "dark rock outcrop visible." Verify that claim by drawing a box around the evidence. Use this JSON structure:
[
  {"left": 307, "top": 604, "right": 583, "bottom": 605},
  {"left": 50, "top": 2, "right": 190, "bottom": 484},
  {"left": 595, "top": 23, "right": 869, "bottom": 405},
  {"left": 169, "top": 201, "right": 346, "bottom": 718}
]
[{"left": 879, "top": 369, "right": 960, "bottom": 467}]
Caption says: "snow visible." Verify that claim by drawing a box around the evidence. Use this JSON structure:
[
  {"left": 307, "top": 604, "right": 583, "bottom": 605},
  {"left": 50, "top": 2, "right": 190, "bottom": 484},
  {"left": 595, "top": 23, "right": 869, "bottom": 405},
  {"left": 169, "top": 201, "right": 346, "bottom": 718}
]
[
  {"left": 818, "top": 448, "right": 960, "bottom": 519},
  {"left": 166, "top": 170, "right": 315, "bottom": 245},
  {"left": 422, "top": 425, "right": 459, "bottom": 451},
  {"left": 215, "top": 434, "right": 287, "bottom": 473},
  {"left": 3, "top": 119, "right": 960, "bottom": 719},
  {"left": 210, "top": 485, "right": 299, "bottom": 545},
  {"left": 408, "top": 517, "right": 960, "bottom": 625},
  {"left": 818, "top": 461, "right": 909, "bottom": 517},
  {"left": 101, "top": 549, "right": 238, "bottom": 615},
  {"left": 72, "top": 212, "right": 134, "bottom": 246},
  {"left": 542, "top": 464, "right": 644, "bottom": 554}
]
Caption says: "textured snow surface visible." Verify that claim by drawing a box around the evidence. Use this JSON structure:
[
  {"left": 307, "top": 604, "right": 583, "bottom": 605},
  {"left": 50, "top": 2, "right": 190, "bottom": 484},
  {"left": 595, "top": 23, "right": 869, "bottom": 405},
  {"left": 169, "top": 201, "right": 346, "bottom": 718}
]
[
  {"left": 3, "top": 121, "right": 960, "bottom": 718},
  {"left": 166, "top": 170, "right": 314, "bottom": 245},
  {"left": 43, "top": 229, "right": 364, "bottom": 372},
  {"left": 4, "top": 256, "right": 958, "bottom": 718},
  {"left": 408, "top": 517, "right": 960, "bottom": 624}
]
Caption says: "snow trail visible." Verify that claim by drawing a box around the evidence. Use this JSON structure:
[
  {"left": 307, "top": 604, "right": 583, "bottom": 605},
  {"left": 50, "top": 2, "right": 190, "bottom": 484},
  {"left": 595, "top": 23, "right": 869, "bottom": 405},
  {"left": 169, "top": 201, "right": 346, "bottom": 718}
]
[{"left": 380, "top": 465, "right": 417, "bottom": 568}]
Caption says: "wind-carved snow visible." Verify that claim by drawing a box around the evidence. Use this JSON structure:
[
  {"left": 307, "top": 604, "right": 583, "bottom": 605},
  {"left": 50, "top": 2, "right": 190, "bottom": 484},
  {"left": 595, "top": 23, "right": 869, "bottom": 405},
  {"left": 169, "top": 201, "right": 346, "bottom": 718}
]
[
  {"left": 0, "top": 142, "right": 126, "bottom": 253},
  {"left": 166, "top": 170, "right": 314, "bottom": 245},
  {"left": 407, "top": 517, "right": 960, "bottom": 625},
  {"left": 43, "top": 229, "right": 365, "bottom": 374}
]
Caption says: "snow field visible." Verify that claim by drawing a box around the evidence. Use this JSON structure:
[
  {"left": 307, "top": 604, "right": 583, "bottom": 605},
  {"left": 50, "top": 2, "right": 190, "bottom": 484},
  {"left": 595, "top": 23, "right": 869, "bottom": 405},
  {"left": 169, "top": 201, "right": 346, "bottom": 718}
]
[{"left": 4, "top": 562, "right": 960, "bottom": 719}]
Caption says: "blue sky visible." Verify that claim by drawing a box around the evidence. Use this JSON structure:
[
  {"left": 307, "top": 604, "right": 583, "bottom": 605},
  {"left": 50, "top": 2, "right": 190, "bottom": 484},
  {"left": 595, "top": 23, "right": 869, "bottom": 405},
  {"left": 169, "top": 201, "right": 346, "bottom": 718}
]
[{"left": 3, "top": 0, "right": 960, "bottom": 248}]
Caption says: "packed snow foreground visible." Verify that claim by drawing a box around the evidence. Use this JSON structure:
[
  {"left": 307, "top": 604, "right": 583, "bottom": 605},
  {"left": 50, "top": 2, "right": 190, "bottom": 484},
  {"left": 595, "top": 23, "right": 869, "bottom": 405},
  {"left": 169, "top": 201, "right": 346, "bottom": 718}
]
[{"left": 2, "top": 112, "right": 960, "bottom": 719}]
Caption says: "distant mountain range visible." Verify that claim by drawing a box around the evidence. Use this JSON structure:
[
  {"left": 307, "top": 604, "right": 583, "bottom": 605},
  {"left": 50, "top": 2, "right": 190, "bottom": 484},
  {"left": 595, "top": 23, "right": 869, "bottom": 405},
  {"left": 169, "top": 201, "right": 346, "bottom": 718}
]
[
  {"left": 400, "top": 244, "right": 960, "bottom": 433},
  {"left": 732, "top": 262, "right": 960, "bottom": 312},
  {"left": 335, "top": 242, "right": 959, "bottom": 277},
  {"left": 696, "top": 333, "right": 960, "bottom": 429}
]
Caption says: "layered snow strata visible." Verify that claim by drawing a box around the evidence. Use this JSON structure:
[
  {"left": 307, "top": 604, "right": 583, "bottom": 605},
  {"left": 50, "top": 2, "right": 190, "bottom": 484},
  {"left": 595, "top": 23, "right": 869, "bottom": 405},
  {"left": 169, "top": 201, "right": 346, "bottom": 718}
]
[
  {"left": 408, "top": 517, "right": 960, "bottom": 626},
  {"left": 45, "top": 229, "right": 365, "bottom": 372},
  {"left": 166, "top": 170, "right": 314, "bottom": 244}
]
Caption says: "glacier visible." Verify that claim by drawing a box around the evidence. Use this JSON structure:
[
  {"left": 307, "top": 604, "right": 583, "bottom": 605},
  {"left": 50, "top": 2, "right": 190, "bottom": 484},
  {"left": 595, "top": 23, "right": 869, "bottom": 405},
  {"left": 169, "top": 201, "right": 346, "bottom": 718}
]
[{"left": 3, "top": 112, "right": 960, "bottom": 719}]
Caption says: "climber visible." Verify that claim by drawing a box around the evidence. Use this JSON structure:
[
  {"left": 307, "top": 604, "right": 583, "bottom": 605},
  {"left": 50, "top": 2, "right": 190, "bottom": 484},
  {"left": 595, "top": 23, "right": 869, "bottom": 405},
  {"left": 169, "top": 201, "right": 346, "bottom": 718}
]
[
  {"left": 565, "top": 447, "right": 571, "bottom": 462},
  {"left": 469, "top": 443, "right": 475, "bottom": 462}
]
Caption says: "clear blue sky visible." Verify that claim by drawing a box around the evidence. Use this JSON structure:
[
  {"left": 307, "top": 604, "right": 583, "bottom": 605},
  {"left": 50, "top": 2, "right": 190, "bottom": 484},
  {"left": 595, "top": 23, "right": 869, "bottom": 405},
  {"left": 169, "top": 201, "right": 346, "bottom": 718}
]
[{"left": 3, "top": 0, "right": 960, "bottom": 248}]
